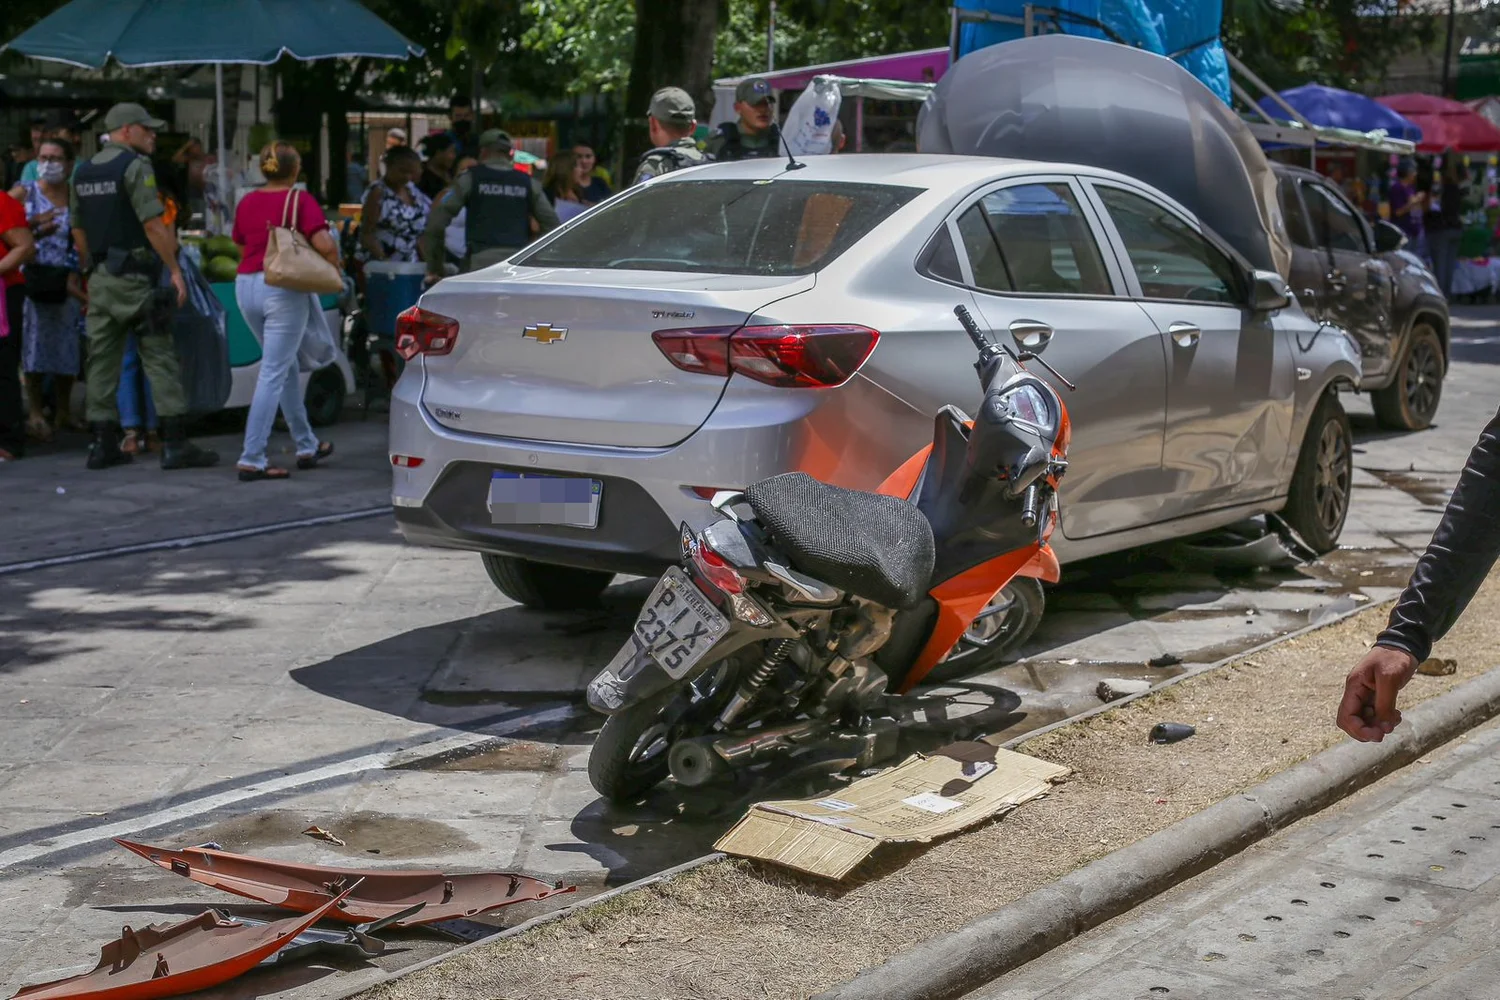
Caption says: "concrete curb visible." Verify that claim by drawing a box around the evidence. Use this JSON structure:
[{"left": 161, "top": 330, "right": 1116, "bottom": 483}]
[
  {"left": 326, "top": 852, "right": 726, "bottom": 1000},
  {"left": 813, "top": 663, "right": 1500, "bottom": 1000}
]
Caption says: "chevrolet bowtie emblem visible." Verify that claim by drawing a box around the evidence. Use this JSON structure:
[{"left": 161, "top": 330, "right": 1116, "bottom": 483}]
[{"left": 523, "top": 323, "right": 567, "bottom": 345}]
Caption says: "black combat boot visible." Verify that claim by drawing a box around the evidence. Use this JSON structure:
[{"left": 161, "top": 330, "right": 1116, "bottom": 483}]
[
  {"left": 159, "top": 416, "right": 220, "bottom": 470},
  {"left": 86, "top": 422, "right": 132, "bottom": 470}
]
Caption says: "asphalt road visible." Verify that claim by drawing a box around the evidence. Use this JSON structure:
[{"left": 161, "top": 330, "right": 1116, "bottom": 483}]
[{"left": 1, "top": 308, "right": 1496, "bottom": 999}]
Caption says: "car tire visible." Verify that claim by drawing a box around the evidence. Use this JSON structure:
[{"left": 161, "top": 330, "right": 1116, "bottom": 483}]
[
  {"left": 1283, "top": 391, "right": 1353, "bottom": 554},
  {"left": 305, "top": 367, "right": 346, "bottom": 428},
  {"left": 1373, "top": 322, "right": 1443, "bottom": 431},
  {"left": 481, "top": 554, "right": 614, "bottom": 610},
  {"left": 923, "top": 577, "right": 1045, "bottom": 684}
]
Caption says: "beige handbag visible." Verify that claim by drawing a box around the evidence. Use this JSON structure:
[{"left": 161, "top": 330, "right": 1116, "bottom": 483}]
[{"left": 263, "top": 189, "right": 344, "bottom": 294}]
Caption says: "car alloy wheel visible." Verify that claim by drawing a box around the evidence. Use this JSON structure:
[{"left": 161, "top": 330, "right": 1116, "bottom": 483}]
[
  {"left": 1313, "top": 418, "right": 1351, "bottom": 536},
  {"left": 1403, "top": 335, "right": 1442, "bottom": 425}
]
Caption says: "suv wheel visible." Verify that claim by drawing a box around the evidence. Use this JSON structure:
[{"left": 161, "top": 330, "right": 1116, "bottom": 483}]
[
  {"left": 1373, "top": 323, "right": 1443, "bottom": 431},
  {"left": 481, "top": 554, "right": 614, "bottom": 610},
  {"left": 1283, "top": 392, "right": 1353, "bottom": 554}
]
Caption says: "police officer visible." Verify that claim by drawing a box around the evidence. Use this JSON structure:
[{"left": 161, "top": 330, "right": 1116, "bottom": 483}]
[
  {"left": 71, "top": 103, "right": 217, "bottom": 472},
  {"left": 422, "top": 129, "right": 559, "bottom": 285},
  {"left": 706, "top": 77, "right": 781, "bottom": 162},
  {"left": 631, "top": 88, "right": 707, "bottom": 187}
]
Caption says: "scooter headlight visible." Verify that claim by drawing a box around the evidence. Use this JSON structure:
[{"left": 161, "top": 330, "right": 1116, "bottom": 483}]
[{"left": 995, "top": 382, "right": 1055, "bottom": 437}]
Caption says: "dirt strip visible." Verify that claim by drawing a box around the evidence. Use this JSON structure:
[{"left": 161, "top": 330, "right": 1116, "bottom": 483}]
[{"left": 362, "top": 571, "right": 1500, "bottom": 1000}]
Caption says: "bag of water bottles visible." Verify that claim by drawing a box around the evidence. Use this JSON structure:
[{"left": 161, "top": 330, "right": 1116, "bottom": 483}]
[{"left": 782, "top": 76, "right": 843, "bottom": 156}]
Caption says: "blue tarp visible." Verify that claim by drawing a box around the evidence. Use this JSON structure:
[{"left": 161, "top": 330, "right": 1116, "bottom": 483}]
[
  {"left": 954, "top": 0, "right": 1230, "bottom": 105},
  {"left": 1257, "top": 83, "right": 1424, "bottom": 142}
]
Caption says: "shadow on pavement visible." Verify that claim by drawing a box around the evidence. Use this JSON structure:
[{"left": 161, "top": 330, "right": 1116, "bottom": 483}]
[{"left": 0, "top": 526, "right": 403, "bottom": 675}]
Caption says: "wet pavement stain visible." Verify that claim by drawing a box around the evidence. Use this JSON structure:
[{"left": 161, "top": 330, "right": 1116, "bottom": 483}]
[
  {"left": 1368, "top": 469, "right": 1454, "bottom": 508},
  {"left": 397, "top": 738, "right": 569, "bottom": 774},
  {"left": 179, "top": 810, "right": 478, "bottom": 861}
]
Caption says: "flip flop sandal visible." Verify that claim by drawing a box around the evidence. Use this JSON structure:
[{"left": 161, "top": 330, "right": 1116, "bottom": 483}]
[
  {"left": 238, "top": 465, "right": 291, "bottom": 482},
  {"left": 296, "top": 441, "right": 335, "bottom": 470},
  {"left": 25, "top": 416, "right": 52, "bottom": 443}
]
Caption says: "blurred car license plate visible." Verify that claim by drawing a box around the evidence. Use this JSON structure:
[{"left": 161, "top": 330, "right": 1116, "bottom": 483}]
[
  {"left": 635, "top": 567, "right": 729, "bottom": 678},
  {"left": 488, "top": 471, "right": 601, "bottom": 528}
]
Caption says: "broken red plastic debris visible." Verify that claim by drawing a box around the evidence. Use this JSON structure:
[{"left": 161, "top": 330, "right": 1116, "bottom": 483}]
[
  {"left": 8, "top": 887, "right": 353, "bottom": 1000},
  {"left": 113, "top": 839, "right": 576, "bottom": 925}
]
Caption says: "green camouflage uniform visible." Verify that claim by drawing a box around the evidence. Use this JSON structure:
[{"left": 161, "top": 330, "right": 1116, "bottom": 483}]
[
  {"left": 704, "top": 77, "right": 781, "bottom": 163},
  {"left": 631, "top": 137, "right": 707, "bottom": 187},
  {"left": 71, "top": 145, "right": 187, "bottom": 422}
]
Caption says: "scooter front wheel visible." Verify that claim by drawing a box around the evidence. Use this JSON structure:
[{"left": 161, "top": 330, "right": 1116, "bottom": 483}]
[{"left": 924, "top": 577, "right": 1045, "bottom": 684}]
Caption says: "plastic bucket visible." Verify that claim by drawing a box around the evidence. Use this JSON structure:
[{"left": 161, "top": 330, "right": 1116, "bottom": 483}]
[{"left": 365, "top": 260, "right": 427, "bottom": 337}]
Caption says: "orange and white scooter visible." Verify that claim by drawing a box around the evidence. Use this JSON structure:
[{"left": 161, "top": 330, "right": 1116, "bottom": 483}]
[{"left": 585, "top": 305, "right": 1072, "bottom": 802}]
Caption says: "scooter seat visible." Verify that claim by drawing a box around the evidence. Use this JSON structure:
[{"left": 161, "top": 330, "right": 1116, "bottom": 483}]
[{"left": 744, "top": 472, "right": 936, "bottom": 609}]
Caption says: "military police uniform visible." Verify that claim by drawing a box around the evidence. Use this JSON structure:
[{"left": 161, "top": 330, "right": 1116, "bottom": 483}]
[
  {"left": 705, "top": 77, "right": 781, "bottom": 162},
  {"left": 632, "top": 88, "right": 708, "bottom": 187},
  {"left": 72, "top": 103, "right": 216, "bottom": 471},
  {"left": 422, "top": 129, "right": 559, "bottom": 277}
]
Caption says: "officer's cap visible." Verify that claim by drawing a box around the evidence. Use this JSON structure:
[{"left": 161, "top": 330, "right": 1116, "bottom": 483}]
[
  {"left": 735, "top": 77, "right": 774, "bottom": 105},
  {"left": 648, "top": 87, "right": 697, "bottom": 125},
  {"left": 103, "top": 102, "right": 167, "bottom": 132},
  {"left": 478, "top": 128, "right": 513, "bottom": 152}
]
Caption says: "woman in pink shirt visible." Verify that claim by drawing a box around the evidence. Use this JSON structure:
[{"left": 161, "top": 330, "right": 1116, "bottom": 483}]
[{"left": 232, "top": 141, "right": 343, "bottom": 481}]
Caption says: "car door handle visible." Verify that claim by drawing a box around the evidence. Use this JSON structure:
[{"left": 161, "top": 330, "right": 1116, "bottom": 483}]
[
  {"left": 1327, "top": 271, "right": 1348, "bottom": 291},
  {"left": 1168, "top": 322, "right": 1200, "bottom": 348}
]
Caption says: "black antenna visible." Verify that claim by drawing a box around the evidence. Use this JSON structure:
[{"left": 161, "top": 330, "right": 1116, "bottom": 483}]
[{"left": 777, "top": 123, "right": 806, "bottom": 172}]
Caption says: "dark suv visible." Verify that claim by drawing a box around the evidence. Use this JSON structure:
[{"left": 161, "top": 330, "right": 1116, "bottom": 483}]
[{"left": 1274, "top": 163, "right": 1449, "bottom": 430}]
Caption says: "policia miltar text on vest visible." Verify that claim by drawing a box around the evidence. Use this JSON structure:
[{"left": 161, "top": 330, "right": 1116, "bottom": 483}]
[
  {"left": 71, "top": 102, "right": 217, "bottom": 472},
  {"left": 422, "top": 129, "right": 559, "bottom": 285}
]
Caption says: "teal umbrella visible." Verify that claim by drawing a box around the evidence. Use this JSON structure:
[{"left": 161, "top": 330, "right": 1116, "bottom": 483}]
[
  {"left": 2, "top": 0, "right": 423, "bottom": 68},
  {"left": 3, "top": 0, "right": 424, "bottom": 216}
]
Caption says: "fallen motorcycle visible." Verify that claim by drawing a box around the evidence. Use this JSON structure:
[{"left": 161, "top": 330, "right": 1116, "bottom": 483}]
[{"left": 585, "top": 305, "right": 1073, "bottom": 802}]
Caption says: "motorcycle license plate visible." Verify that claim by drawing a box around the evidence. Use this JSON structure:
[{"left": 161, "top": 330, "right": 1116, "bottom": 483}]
[{"left": 635, "top": 566, "right": 729, "bottom": 679}]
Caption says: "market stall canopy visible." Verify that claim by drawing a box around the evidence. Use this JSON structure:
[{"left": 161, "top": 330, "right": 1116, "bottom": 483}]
[
  {"left": 952, "top": 0, "right": 1230, "bottom": 104},
  {"left": 918, "top": 33, "right": 1290, "bottom": 278},
  {"left": 1258, "top": 84, "right": 1423, "bottom": 143},
  {"left": 1, "top": 0, "right": 424, "bottom": 67},
  {"left": 712, "top": 47, "right": 949, "bottom": 126},
  {"left": 1376, "top": 93, "right": 1500, "bottom": 152}
]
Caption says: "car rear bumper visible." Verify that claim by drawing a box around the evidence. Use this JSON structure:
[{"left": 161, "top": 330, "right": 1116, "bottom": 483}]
[
  {"left": 392, "top": 464, "right": 684, "bottom": 576},
  {"left": 388, "top": 362, "right": 924, "bottom": 576}
]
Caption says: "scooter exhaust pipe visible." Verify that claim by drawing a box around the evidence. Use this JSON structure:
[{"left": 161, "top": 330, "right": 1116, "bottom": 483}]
[{"left": 667, "top": 720, "right": 833, "bottom": 786}]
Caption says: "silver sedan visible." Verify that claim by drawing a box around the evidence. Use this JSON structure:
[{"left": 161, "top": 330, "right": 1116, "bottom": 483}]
[{"left": 389, "top": 154, "right": 1359, "bottom": 623}]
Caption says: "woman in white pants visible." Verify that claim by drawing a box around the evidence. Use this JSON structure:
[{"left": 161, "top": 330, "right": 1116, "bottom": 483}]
[{"left": 230, "top": 141, "right": 341, "bottom": 481}]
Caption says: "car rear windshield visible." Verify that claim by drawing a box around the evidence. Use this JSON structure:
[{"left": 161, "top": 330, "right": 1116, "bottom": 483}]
[{"left": 513, "top": 179, "right": 921, "bottom": 276}]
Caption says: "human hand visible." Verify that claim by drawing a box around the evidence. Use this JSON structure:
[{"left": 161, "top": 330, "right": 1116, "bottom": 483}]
[
  {"left": 171, "top": 271, "right": 188, "bottom": 307},
  {"left": 1336, "top": 645, "right": 1419, "bottom": 742}
]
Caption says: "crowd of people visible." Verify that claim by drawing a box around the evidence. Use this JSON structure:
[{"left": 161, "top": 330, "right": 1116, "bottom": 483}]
[{"left": 0, "top": 77, "right": 805, "bottom": 466}]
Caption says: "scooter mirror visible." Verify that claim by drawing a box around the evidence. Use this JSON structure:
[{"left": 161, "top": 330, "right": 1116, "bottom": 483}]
[{"left": 1009, "top": 319, "right": 1053, "bottom": 354}]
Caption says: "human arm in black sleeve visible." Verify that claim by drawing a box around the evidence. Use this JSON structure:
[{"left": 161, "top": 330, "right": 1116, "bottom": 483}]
[
  {"left": 1339, "top": 403, "right": 1500, "bottom": 742},
  {"left": 1375, "top": 404, "right": 1500, "bottom": 663}
]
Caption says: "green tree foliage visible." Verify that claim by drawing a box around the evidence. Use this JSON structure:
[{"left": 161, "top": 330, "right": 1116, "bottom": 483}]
[{"left": 1224, "top": 0, "right": 1439, "bottom": 92}]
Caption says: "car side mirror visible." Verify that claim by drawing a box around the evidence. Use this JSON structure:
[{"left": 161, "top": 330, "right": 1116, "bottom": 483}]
[
  {"left": 1249, "top": 270, "right": 1292, "bottom": 313},
  {"left": 1373, "top": 219, "right": 1407, "bottom": 253}
]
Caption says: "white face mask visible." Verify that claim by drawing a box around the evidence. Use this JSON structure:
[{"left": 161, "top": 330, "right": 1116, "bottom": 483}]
[{"left": 37, "top": 161, "right": 66, "bottom": 183}]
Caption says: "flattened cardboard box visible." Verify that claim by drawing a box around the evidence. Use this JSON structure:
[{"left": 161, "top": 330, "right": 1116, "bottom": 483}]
[{"left": 715, "top": 742, "right": 1070, "bottom": 879}]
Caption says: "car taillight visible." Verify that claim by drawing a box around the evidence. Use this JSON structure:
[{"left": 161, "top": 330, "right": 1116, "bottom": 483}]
[
  {"left": 689, "top": 540, "right": 745, "bottom": 595},
  {"left": 395, "top": 307, "right": 459, "bottom": 361},
  {"left": 652, "top": 325, "right": 879, "bottom": 388},
  {"left": 391, "top": 455, "right": 424, "bottom": 468}
]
